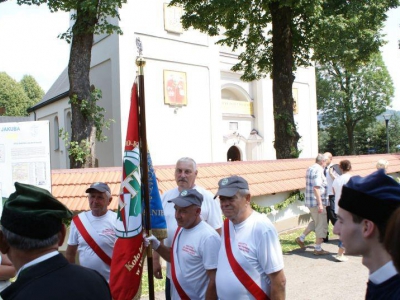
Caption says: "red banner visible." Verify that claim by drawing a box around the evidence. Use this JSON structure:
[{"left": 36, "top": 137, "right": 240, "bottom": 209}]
[{"left": 109, "top": 81, "right": 144, "bottom": 299}]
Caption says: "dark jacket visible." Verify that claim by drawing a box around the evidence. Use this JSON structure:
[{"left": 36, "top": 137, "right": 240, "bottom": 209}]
[
  {"left": 366, "top": 274, "right": 400, "bottom": 300},
  {"left": 0, "top": 253, "right": 111, "bottom": 300}
]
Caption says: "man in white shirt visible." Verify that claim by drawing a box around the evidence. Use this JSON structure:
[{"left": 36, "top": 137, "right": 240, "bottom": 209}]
[
  {"left": 153, "top": 157, "right": 222, "bottom": 299},
  {"left": 66, "top": 182, "right": 117, "bottom": 282},
  {"left": 145, "top": 189, "right": 220, "bottom": 300},
  {"left": 214, "top": 175, "right": 286, "bottom": 300},
  {"left": 334, "top": 169, "right": 400, "bottom": 299}
]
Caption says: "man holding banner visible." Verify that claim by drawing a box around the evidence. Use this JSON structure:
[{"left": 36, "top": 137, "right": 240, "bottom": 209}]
[
  {"left": 154, "top": 157, "right": 222, "bottom": 300},
  {"left": 66, "top": 182, "right": 117, "bottom": 282},
  {"left": 145, "top": 189, "right": 220, "bottom": 300}
]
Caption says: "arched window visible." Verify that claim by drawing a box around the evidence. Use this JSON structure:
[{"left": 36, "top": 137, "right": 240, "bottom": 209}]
[
  {"left": 221, "top": 84, "right": 253, "bottom": 116},
  {"left": 65, "top": 111, "right": 72, "bottom": 168},
  {"left": 54, "top": 116, "right": 59, "bottom": 150},
  {"left": 66, "top": 111, "right": 72, "bottom": 141},
  {"left": 221, "top": 84, "right": 252, "bottom": 102}
]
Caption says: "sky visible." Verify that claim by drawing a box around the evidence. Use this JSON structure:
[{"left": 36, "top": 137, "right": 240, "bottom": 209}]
[
  {"left": 0, "top": 2, "right": 70, "bottom": 93},
  {"left": 0, "top": 3, "right": 399, "bottom": 108}
]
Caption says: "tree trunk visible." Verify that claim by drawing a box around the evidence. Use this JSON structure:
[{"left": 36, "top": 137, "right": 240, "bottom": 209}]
[
  {"left": 346, "top": 123, "right": 355, "bottom": 155},
  {"left": 269, "top": 3, "right": 300, "bottom": 159},
  {"left": 68, "top": 6, "right": 97, "bottom": 168}
]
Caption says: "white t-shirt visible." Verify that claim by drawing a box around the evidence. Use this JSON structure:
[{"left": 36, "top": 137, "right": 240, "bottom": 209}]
[
  {"left": 162, "top": 185, "right": 223, "bottom": 279},
  {"left": 325, "top": 163, "right": 335, "bottom": 195},
  {"left": 171, "top": 221, "right": 221, "bottom": 300},
  {"left": 216, "top": 211, "right": 284, "bottom": 299},
  {"left": 332, "top": 173, "right": 352, "bottom": 214},
  {"left": 326, "top": 163, "right": 341, "bottom": 196},
  {"left": 68, "top": 210, "right": 117, "bottom": 281}
]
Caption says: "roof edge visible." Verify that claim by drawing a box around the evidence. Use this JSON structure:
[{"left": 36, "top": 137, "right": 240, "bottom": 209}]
[{"left": 27, "top": 91, "right": 69, "bottom": 113}]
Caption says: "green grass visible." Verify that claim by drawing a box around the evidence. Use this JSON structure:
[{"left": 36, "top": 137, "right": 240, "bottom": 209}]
[
  {"left": 279, "top": 224, "right": 335, "bottom": 253},
  {"left": 141, "top": 269, "right": 166, "bottom": 296}
]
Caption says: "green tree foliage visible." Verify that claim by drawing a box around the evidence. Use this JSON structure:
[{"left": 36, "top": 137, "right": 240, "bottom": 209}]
[
  {"left": 169, "top": 0, "right": 397, "bottom": 158},
  {"left": 320, "top": 114, "right": 400, "bottom": 155},
  {"left": 311, "top": 1, "right": 397, "bottom": 70},
  {"left": 360, "top": 114, "right": 400, "bottom": 154},
  {"left": 13, "top": 0, "right": 125, "bottom": 168},
  {"left": 317, "top": 53, "right": 394, "bottom": 155},
  {"left": 387, "top": 114, "right": 400, "bottom": 152},
  {"left": 0, "top": 72, "right": 31, "bottom": 116},
  {"left": 20, "top": 75, "right": 44, "bottom": 107}
]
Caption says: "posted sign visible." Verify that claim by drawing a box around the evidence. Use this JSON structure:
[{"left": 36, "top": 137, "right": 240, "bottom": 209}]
[{"left": 0, "top": 121, "right": 51, "bottom": 214}]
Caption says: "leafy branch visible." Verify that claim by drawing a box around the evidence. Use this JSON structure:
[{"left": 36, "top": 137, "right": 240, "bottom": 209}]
[
  {"left": 59, "top": 131, "right": 91, "bottom": 164},
  {"left": 59, "top": 88, "right": 114, "bottom": 163}
]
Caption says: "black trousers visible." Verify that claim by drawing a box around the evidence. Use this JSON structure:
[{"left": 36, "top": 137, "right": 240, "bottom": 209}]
[
  {"left": 326, "top": 195, "right": 337, "bottom": 226},
  {"left": 165, "top": 277, "right": 171, "bottom": 300}
]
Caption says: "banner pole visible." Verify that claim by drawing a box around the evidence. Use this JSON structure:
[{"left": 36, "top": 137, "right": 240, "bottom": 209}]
[{"left": 136, "top": 41, "right": 155, "bottom": 300}]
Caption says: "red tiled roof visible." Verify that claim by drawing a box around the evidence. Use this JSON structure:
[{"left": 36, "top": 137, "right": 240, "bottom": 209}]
[{"left": 52, "top": 154, "right": 400, "bottom": 212}]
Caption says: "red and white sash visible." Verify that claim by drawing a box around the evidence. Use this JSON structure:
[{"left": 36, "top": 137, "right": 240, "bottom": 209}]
[
  {"left": 223, "top": 219, "right": 269, "bottom": 300},
  {"left": 73, "top": 213, "right": 112, "bottom": 266},
  {"left": 170, "top": 227, "right": 190, "bottom": 300}
]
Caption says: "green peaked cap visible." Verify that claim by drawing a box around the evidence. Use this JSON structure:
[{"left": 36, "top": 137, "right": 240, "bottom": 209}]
[{"left": 1, "top": 182, "right": 73, "bottom": 239}]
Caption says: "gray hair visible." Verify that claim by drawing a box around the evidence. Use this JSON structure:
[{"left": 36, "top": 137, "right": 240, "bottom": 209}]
[
  {"left": 316, "top": 153, "right": 326, "bottom": 164},
  {"left": 176, "top": 157, "right": 197, "bottom": 171},
  {"left": 1, "top": 227, "right": 59, "bottom": 251},
  {"left": 89, "top": 191, "right": 111, "bottom": 199},
  {"left": 238, "top": 189, "right": 250, "bottom": 197}
]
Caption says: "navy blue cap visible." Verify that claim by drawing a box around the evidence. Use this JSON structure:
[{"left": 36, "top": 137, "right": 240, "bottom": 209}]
[{"left": 339, "top": 169, "right": 400, "bottom": 226}]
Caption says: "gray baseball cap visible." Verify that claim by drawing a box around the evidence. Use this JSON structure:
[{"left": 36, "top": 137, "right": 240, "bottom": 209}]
[
  {"left": 214, "top": 175, "right": 249, "bottom": 198},
  {"left": 168, "top": 189, "right": 203, "bottom": 207},
  {"left": 85, "top": 182, "right": 111, "bottom": 194}
]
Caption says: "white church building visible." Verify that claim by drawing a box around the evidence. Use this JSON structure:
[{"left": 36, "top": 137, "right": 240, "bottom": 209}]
[{"left": 28, "top": 1, "right": 319, "bottom": 169}]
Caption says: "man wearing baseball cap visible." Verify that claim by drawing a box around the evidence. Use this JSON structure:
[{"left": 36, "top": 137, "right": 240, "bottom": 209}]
[
  {"left": 0, "top": 182, "right": 111, "bottom": 299},
  {"left": 145, "top": 189, "right": 221, "bottom": 300},
  {"left": 154, "top": 157, "right": 222, "bottom": 300},
  {"left": 66, "top": 182, "right": 117, "bottom": 282},
  {"left": 214, "top": 175, "right": 286, "bottom": 299},
  {"left": 333, "top": 169, "right": 400, "bottom": 299}
]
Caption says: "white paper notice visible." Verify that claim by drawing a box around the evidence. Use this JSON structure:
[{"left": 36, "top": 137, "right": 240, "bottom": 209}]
[{"left": 0, "top": 121, "right": 51, "bottom": 207}]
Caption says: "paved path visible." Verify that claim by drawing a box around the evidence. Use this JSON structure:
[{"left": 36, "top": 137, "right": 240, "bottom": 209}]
[
  {"left": 284, "top": 238, "right": 368, "bottom": 300},
  {"left": 141, "top": 237, "right": 369, "bottom": 300}
]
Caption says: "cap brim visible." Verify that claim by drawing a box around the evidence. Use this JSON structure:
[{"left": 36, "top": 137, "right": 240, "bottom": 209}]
[
  {"left": 214, "top": 188, "right": 239, "bottom": 199},
  {"left": 86, "top": 187, "right": 109, "bottom": 193},
  {"left": 167, "top": 198, "right": 194, "bottom": 207}
]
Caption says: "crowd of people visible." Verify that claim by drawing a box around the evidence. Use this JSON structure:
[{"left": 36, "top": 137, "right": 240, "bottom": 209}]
[
  {"left": 295, "top": 152, "right": 353, "bottom": 261},
  {"left": 0, "top": 155, "right": 399, "bottom": 299},
  {"left": 294, "top": 153, "right": 400, "bottom": 299},
  {"left": 146, "top": 162, "right": 286, "bottom": 299}
]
